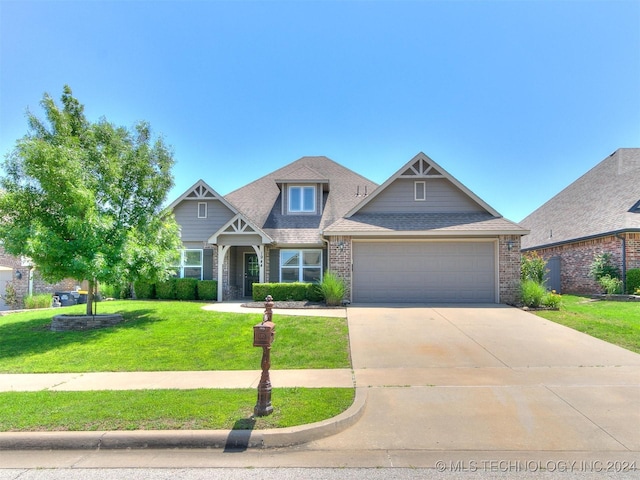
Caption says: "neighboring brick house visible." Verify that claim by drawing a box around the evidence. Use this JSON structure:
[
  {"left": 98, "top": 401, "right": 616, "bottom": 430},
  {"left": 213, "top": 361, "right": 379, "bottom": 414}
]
[
  {"left": 0, "top": 247, "right": 77, "bottom": 311},
  {"left": 169, "top": 153, "right": 527, "bottom": 304},
  {"left": 520, "top": 148, "right": 640, "bottom": 294}
]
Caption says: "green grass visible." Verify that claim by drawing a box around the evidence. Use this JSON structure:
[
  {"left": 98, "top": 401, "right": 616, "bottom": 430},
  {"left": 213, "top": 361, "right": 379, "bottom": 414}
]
[
  {"left": 533, "top": 295, "right": 640, "bottom": 354},
  {"left": 0, "top": 300, "right": 350, "bottom": 373},
  {"left": 0, "top": 388, "right": 354, "bottom": 432}
]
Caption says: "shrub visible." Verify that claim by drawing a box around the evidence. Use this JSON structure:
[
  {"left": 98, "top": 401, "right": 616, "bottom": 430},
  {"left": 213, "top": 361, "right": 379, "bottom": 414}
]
[
  {"left": 520, "top": 279, "right": 546, "bottom": 308},
  {"left": 521, "top": 252, "right": 547, "bottom": 284},
  {"left": 543, "top": 290, "right": 562, "bottom": 309},
  {"left": 100, "top": 283, "right": 131, "bottom": 299},
  {"left": 197, "top": 280, "right": 217, "bottom": 301},
  {"left": 99, "top": 284, "right": 118, "bottom": 299},
  {"left": 176, "top": 278, "right": 198, "bottom": 301},
  {"left": 133, "top": 280, "right": 155, "bottom": 299},
  {"left": 1, "top": 282, "right": 18, "bottom": 309},
  {"left": 23, "top": 293, "right": 53, "bottom": 309},
  {"left": 253, "top": 282, "right": 322, "bottom": 302},
  {"left": 155, "top": 278, "right": 177, "bottom": 300},
  {"left": 598, "top": 274, "right": 623, "bottom": 295},
  {"left": 317, "top": 271, "right": 346, "bottom": 306},
  {"left": 589, "top": 252, "right": 620, "bottom": 281},
  {"left": 626, "top": 268, "right": 640, "bottom": 295}
]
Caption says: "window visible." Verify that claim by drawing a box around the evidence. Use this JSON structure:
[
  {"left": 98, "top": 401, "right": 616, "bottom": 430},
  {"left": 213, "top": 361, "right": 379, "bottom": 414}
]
[
  {"left": 280, "top": 249, "right": 322, "bottom": 283},
  {"left": 198, "top": 202, "right": 207, "bottom": 218},
  {"left": 175, "top": 249, "right": 203, "bottom": 279},
  {"left": 414, "top": 181, "right": 426, "bottom": 201},
  {"left": 288, "top": 186, "right": 316, "bottom": 213}
]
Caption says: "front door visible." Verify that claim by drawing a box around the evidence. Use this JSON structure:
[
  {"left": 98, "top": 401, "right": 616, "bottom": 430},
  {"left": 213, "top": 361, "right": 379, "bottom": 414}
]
[{"left": 244, "top": 253, "right": 259, "bottom": 297}]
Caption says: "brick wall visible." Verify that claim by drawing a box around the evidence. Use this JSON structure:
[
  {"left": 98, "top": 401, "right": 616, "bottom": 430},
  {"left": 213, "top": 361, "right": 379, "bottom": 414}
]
[
  {"left": 528, "top": 234, "right": 631, "bottom": 294},
  {"left": 628, "top": 233, "right": 640, "bottom": 270},
  {"left": 327, "top": 236, "right": 352, "bottom": 299},
  {"left": 499, "top": 235, "right": 522, "bottom": 305}
]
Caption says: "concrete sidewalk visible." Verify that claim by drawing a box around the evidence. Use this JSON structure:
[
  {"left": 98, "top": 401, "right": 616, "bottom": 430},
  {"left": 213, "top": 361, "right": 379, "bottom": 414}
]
[{"left": 0, "top": 369, "right": 354, "bottom": 392}]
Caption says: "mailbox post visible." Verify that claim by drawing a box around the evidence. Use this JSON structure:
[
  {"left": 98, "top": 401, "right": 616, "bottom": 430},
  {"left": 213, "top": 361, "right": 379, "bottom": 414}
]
[{"left": 253, "top": 295, "right": 275, "bottom": 416}]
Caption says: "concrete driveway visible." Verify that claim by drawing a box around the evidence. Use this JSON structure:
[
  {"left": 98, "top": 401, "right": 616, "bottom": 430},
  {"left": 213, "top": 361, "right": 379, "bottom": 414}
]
[{"left": 307, "top": 304, "right": 640, "bottom": 458}]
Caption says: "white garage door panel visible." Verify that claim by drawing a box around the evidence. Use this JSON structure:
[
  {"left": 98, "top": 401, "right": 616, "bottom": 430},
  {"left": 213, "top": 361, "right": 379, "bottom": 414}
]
[{"left": 353, "top": 241, "right": 495, "bottom": 303}]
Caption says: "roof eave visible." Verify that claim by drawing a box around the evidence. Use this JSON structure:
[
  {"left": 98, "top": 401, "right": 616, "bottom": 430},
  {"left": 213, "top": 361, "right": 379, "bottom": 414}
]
[
  {"left": 521, "top": 228, "right": 640, "bottom": 251},
  {"left": 323, "top": 229, "right": 529, "bottom": 237}
]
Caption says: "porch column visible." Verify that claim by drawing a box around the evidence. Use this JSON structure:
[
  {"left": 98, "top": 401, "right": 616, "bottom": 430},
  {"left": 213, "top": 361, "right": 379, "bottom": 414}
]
[
  {"left": 252, "top": 244, "right": 266, "bottom": 283},
  {"left": 217, "top": 245, "right": 231, "bottom": 302}
]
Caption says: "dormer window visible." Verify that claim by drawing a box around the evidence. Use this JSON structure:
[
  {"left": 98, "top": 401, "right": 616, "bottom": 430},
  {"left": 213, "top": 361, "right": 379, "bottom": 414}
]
[{"left": 288, "top": 185, "right": 316, "bottom": 213}]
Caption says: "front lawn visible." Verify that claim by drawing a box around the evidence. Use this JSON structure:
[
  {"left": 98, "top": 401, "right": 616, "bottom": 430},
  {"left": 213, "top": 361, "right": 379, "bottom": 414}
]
[
  {"left": 0, "top": 300, "right": 350, "bottom": 373},
  {"left": 0, "top": 388, "right": 354, "bottom": 431},
  {"left": 533, "top": 295, "right": 640, "bottom": 354}
]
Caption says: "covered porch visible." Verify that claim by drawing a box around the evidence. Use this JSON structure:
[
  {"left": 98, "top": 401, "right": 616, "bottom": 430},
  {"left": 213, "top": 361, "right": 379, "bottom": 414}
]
[{"left": 208, "top": 214, "right": 273, "bottom": 301}]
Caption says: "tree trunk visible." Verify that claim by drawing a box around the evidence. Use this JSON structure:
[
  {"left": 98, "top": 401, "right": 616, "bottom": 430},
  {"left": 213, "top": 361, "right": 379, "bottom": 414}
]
[{"left": 86, "top": 279, "right": 96, "bottom": 316}]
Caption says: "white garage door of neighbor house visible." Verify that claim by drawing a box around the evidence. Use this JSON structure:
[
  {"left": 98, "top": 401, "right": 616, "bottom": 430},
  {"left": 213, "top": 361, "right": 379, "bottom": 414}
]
[{"left": 352, "top": 241, "right": 496, "bottom": 303}]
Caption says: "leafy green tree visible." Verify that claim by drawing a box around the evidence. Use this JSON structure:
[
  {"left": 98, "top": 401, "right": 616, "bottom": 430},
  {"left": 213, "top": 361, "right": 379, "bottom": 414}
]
[{"left": 0, "top": 86, "right": 182, "bottom": 316}]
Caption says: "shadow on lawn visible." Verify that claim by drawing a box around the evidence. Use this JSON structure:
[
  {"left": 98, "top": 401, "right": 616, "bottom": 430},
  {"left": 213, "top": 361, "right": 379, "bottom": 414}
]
[{"left": 0, "top": 309, "right": 161, "bottom": 365}]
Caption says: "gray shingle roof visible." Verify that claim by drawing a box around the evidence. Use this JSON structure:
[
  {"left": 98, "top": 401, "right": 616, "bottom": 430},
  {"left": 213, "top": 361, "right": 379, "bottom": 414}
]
[
  {"left": 325, "top": 212, "right": 525, "bottom": 235},
  {"left": 224, "top": 156, "right": 378, "bottom": 245},
  {"left": 520, "top": 148, "right": 640, "bottom": 249}
]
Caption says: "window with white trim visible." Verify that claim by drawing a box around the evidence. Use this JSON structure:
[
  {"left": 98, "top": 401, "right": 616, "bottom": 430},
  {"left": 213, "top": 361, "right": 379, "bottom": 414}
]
[
  {"left": 288, "top": 185, "right": 316, "bottom": 213},
  {"left": 198, "top": 202, "right": 207, "bottom": 218},
  {"left": 414, "top": 181, "right": 426, "bottom": 201},
  {"left": 174, "top": 249, "right": 203, "bottom": 279},
  {"left": 280, "top": 249, "right": 322, "bottom": 283}
]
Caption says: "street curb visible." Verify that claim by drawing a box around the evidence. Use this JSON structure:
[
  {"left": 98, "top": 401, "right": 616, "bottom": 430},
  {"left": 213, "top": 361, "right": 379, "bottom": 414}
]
[{"left": 0, "top": 387, "right": 367, "bottom": 450}]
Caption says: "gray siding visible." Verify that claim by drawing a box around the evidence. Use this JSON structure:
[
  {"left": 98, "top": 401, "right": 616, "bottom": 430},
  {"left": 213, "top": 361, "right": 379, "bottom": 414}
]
[
  {"left": 173, "top": 200, "right": 236, "bottom": 241},
  {"left": 360, "top": 178, "right": 485, "bottom": 214},
  {"left": 217, "top": 234, "right": 264, "bottom": 246}
]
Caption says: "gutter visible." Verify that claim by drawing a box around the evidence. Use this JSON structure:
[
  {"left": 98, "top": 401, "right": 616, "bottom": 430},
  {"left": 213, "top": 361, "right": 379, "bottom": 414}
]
[{"left": 323, "top": 229, "right": 529, "bottom": 237}]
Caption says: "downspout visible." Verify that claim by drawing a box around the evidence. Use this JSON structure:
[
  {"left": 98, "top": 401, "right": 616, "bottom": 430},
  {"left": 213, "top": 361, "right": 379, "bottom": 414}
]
[
  {"left": 616, "top": 233, "right": 627, "bottom": 293},
  {"left": 28, "top": 267, "right": 34, "bottom": 297}
]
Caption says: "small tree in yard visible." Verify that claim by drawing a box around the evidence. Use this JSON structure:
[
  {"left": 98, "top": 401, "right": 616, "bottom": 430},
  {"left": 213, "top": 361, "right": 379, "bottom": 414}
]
[{"left": 0, "top": 86, "right": 182, "bottom": 317}]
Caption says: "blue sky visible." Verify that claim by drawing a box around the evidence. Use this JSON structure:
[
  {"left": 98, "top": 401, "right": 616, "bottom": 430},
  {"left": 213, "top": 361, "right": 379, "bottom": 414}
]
[{"left": 1, "top": 0, "right": 638, "bottom": 222}]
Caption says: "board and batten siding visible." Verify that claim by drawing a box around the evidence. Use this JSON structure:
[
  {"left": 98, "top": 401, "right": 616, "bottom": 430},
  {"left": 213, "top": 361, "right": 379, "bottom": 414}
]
[
  {"left": 359, "top": 178, "right": 485, "bottom": 214},
  {"left": 173, "top": 200, "right": 236, "bottom": 242}
]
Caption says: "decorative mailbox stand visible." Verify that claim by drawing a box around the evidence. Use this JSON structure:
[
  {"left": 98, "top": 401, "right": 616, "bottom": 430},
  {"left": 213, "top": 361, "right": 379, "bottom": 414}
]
[{"left": 253, "top": 295, "right": 276, "bottom": 417}]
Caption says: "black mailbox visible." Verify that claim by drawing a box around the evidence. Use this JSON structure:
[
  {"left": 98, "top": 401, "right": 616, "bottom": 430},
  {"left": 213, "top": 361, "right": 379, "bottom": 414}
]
[{"left": 253, "top": 320, "right": 275, "bottom": 347}]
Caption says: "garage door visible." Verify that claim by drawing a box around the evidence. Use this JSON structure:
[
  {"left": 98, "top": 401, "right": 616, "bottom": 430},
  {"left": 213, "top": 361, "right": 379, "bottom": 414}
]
[{"left": 352, "top": 241, "right": 496, "bottom": 303}]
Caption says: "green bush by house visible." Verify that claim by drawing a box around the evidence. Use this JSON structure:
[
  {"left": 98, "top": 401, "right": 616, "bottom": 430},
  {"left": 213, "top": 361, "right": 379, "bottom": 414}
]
[
  {"left": 253, "top": 282, "right": 322, "bottom": 302},
  {"left": 175, "top": 278, "right": 198, "bottom": 300},
  {"left": 197, "top": 280, "right": 217, "bottom": 301},
  {"left": 133, "top": 281, "right": 155, "bottom": 299},
  {"left": 155, "top": 278, "right": 177, "bottom": 300},
  {"left": 627, "top": 268, "right": 640, "bottom": 295},
  {"left": 23, "top": 294, "right": 52, "bottom": 309},
  {"left": 134, "top": 279, "right": 217, "bottom": 301}
]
